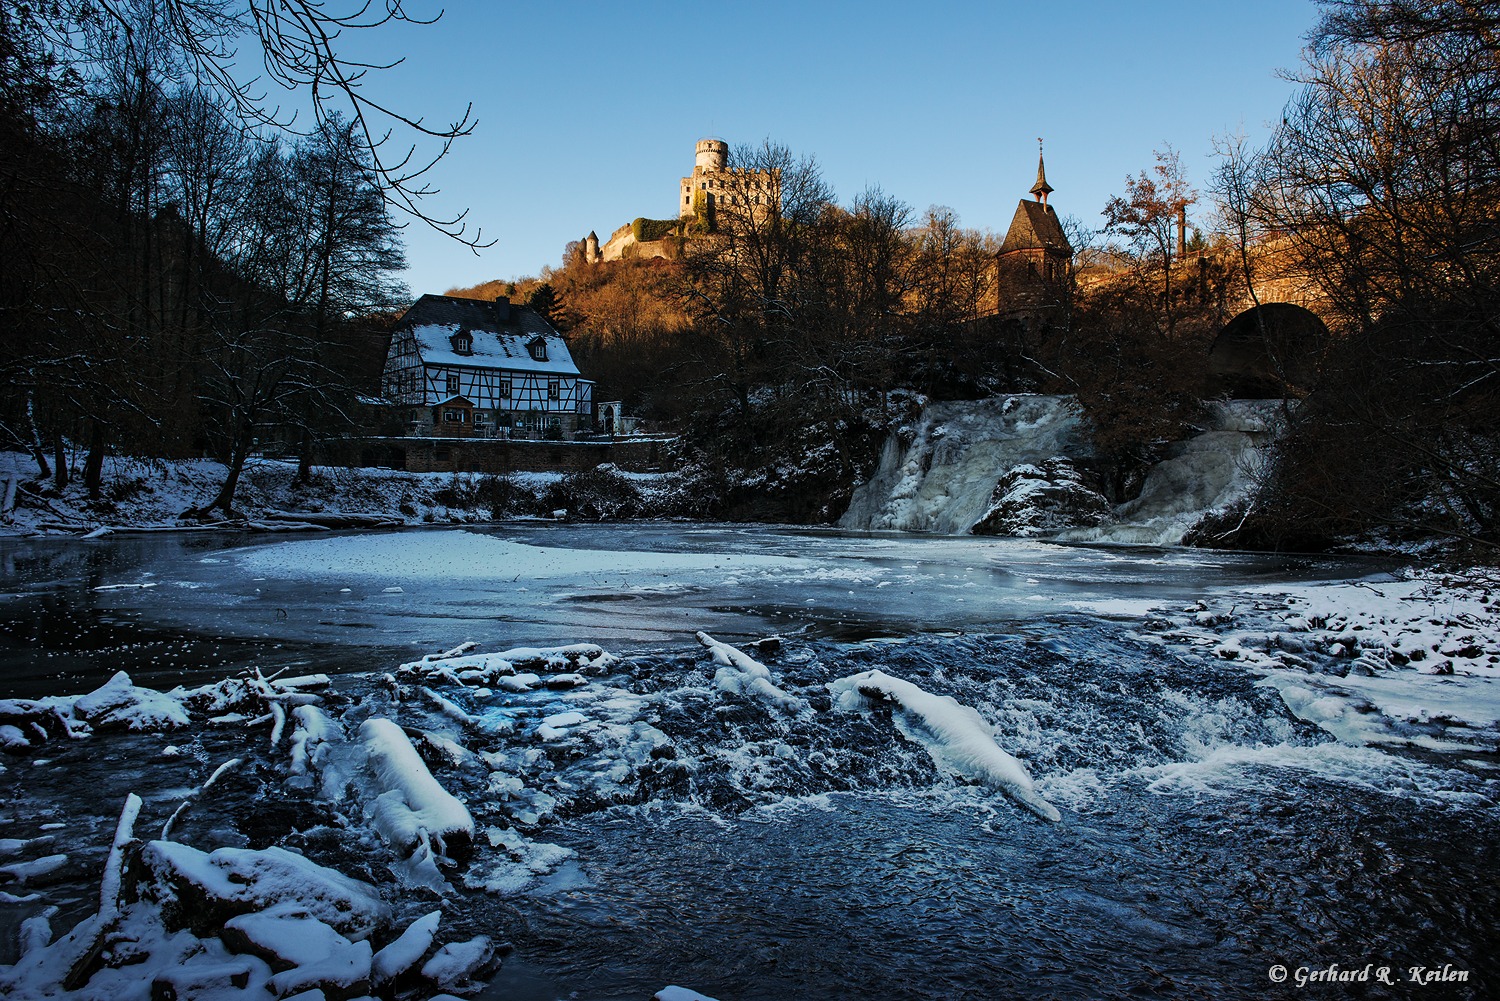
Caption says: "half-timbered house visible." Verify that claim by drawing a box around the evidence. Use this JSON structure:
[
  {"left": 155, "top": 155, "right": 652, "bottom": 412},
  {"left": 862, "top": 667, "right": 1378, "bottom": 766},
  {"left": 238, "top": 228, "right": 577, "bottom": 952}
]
[{"left": 381, "top": 294, "right": 594, "bottom": 438}]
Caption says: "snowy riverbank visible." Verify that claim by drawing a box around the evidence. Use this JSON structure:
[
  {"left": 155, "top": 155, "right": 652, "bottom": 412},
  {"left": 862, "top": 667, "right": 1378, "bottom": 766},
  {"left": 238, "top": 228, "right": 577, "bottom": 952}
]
[{"left": 0, "top": 453, "right": 682, "bottom": 537}]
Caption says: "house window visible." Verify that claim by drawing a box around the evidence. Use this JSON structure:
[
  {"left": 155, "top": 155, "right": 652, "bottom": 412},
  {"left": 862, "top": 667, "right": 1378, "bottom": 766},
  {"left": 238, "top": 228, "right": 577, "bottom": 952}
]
[
  {"left": 548, "top": 379, "right": 560, "bottom": 400},
  {"left": 443, "top": 408, "right": 466, "bottom": 424},
  {"left": 473, "top": 411, "right": 488, "bottom": 428},
  {"left": 499, "top": 379, "right": 512, "bottom": 398},
  {"left": 446, "top": 374, "right": 460, "bottom": 395},
  {"left": 528, "top": 339, "right": 548, "bottom": 362},
  {"left": 452, "top": 332, "right": 472, "bottom": 355}
]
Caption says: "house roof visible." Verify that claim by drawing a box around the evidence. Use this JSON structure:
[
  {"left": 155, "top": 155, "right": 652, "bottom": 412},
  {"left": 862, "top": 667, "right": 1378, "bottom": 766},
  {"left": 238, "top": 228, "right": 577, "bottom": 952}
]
[
  {"left": 999, "top": 200, "right": 1073, "bottom": 257},
  {"left": 397, "top": 294, "right": 584, "bottom": 377}
]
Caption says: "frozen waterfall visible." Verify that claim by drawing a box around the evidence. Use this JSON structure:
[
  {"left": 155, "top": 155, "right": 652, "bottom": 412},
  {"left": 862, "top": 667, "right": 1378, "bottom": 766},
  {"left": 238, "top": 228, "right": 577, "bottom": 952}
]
[
  {"left": 841, "top": 396, "right": 1282, "bottom": 545},
  {"left": 839, "top": 396, "right": 1087, "bottom": 535}
]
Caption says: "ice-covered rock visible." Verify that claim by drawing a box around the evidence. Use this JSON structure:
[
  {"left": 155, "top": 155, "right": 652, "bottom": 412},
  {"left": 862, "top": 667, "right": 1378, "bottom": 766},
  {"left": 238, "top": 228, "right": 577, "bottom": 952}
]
[
  {"left": 0, "top": 699, "right": 79, "bottom": 749},
  {"left": 971, "top": 457, "right": 1110, "bottom": 537},
  {"left": 829, "top": 670, "right": 1061, "bottom": 822},
  {"left": 74, "top": 672, "right": 189, "bottom": 731},
  {"left": 137, "top": 841, "right": 391, "bottom": 939},
  {"left": 0, "top": 853, "right": 68, "bottom": 884},
  {"left": 655, "top": 987, "right": 724, "bottom": 1001},
  {"left": 223, "top": 901, "right": 376, "bottom": 998},
  {"left": 419, "top": 935, "right": 493, "bottom": 991}
]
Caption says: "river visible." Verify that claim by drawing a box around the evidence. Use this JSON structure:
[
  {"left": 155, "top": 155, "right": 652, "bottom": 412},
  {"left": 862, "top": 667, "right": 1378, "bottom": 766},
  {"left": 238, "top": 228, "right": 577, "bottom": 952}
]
[{"left": 0, "top": 524, "right": 1493, "bottom": 1000}]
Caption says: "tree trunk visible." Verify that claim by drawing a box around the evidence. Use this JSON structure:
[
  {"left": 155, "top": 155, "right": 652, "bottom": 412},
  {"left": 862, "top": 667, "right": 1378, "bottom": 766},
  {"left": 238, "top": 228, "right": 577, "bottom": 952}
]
[
  {"left": 296, "top": 428, "right": 313, "bottom": 484},
  {"left": 28, "top": 445, "right": 51, "bottom": 481},
  {"left": 206, "top": 428, "right": 252, "bottom": 516},
  {"left": 84, "top": 421, "right": 106, "bottom": 500},
  {"left": 53, "top": 436, "right": 69, "bottom": 491}
]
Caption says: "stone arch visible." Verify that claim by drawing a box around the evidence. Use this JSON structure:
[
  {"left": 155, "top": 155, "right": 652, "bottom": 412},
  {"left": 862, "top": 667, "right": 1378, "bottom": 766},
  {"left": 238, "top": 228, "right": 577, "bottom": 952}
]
[{"left": 1208, "top": 302, "right": 1329, "bottom": 398}]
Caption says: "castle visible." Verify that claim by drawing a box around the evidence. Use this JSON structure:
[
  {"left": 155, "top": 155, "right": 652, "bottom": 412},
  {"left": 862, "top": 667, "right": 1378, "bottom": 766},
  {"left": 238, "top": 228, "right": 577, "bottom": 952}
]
[
  {"left": 678, "top": 137, "right": 778, "bottom": 224},
  {"left": 574, "top": 138, "right": 779, "bottom": 264}
]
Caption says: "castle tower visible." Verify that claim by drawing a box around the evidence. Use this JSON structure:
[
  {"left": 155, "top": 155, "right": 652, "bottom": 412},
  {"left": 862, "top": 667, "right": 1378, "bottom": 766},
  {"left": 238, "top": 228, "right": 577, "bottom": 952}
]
[
  {"left": 585, "top": 230, "right": 600, "bottom": 263},
  {"left": 681, "top": 137, "right": 729, "bottom": 220},
  {"left": 695, "top": 138, "right": 728, "bottom": 172}
]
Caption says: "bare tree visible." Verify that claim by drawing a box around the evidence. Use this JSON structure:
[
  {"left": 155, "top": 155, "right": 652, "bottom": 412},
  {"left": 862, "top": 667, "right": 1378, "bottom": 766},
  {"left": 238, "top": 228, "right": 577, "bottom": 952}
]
[
  {"left": 36, "top": 0, "right": 486, "bottom": 246},
  {"left": 1102, "top": 145, "right": 1197, "bottom": 337},
  {"left": 1209, "top": 0, "right": 1500, "bottom": 551}
]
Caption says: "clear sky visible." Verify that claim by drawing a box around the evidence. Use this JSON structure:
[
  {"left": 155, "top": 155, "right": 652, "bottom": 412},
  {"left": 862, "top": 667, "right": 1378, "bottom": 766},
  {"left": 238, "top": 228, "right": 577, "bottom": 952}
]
[{"left": 339, "top": 0, "right": 1321, "bottom": 297}]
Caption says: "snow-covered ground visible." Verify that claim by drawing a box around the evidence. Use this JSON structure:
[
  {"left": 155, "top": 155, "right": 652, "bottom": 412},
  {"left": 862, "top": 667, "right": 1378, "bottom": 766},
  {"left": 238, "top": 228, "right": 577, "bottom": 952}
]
[
  {"left": 1131, "top": 571, "right": 1500, "bottom": 753},
  {"left": 0, "top": 452, "right": 677, "bottom": 536}
]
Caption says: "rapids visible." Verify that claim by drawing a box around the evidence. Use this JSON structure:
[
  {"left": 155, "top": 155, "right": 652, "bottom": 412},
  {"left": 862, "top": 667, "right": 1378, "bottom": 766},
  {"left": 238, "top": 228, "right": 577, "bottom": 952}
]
[{"left": 0, "top": 525, "right": 1493, "bottom": 1001}]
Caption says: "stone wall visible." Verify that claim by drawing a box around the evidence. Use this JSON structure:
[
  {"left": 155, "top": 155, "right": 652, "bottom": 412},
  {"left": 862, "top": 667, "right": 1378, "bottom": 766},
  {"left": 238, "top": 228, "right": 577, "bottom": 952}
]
[{"left": 317, "top": 437, "right": 672, "bottom": 475}]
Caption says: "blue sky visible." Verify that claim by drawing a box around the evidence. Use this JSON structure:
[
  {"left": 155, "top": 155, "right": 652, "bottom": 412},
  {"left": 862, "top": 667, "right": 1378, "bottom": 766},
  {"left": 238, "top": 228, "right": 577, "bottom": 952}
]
[{"left": 339, "top": 1, "right": 1320, "bottom": 297}]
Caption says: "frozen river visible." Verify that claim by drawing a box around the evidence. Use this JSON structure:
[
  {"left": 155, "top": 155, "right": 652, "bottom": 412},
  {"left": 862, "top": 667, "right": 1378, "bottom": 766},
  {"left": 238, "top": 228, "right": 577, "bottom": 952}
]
[
  {"left": 0, "top": 525, "right": 1494, "bottom": 1000},
  {"left": 0, "top": 523, "right": 1384, "bottom": 694}
]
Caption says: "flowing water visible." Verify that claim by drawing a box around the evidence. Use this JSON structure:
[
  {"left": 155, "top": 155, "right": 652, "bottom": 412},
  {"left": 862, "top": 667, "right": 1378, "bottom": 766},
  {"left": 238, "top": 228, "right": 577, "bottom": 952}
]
[{"left": 0, "top": 525, "right": 1494, "bottom": 1000}]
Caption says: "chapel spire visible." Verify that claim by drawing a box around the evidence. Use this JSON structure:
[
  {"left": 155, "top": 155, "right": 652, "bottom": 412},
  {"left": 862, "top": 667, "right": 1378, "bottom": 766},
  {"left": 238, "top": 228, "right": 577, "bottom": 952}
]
[{"left": 1030, "top": 138, "right": 1053, "bottom": 206}]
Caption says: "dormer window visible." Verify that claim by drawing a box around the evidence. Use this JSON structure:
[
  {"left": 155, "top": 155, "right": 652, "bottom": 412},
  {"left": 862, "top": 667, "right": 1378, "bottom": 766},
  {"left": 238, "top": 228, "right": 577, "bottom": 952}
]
[
  {"left": 527, "top": 337, "right": 548, "bottom": 362},
  {"left": 451, "top": 330, "right": 473, "bottom": 355}
]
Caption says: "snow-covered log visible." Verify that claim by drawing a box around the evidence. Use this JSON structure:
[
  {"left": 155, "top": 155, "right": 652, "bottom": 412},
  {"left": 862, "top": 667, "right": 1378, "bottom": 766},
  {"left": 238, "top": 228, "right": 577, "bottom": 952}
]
[
  {"left": 262, "top": 510, "right": 404, "bottom": 528},
  {"left": 359, "top": 717, "right": 475, "bottom": 860},
  {"left": 398, "top": 643, "right": 616, "bottom": 685},
  {"left": 829, "top": 670, "right": 1061, "bottom": 822},
  {"left": 697, "top": 631, "right": 807, "bottom": 712}
]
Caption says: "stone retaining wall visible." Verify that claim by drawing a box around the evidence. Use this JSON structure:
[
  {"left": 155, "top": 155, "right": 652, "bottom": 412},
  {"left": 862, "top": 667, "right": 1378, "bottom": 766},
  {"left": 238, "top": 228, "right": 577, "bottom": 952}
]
[{"left": 317, "top": 437, "right": 671, "bottom": 474}]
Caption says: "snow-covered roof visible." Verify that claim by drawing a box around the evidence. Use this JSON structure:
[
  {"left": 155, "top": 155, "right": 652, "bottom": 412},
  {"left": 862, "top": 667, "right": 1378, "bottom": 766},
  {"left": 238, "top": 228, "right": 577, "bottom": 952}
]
[{"left": 397, "top": 295, "right": 584, "bottom": 377}]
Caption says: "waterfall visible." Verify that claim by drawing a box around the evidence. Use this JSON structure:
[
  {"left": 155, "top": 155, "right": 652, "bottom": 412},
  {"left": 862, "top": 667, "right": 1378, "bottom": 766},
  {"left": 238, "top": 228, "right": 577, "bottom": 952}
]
[
  {"left": 841, "top": 397, "right": 1282, "bottom": 545},
  {"left": 839, "top": 396, "right": 1086, "bottom": 535},
  {"left": 1059, "top": 399, "right": 1280, "bottom": 546}
]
